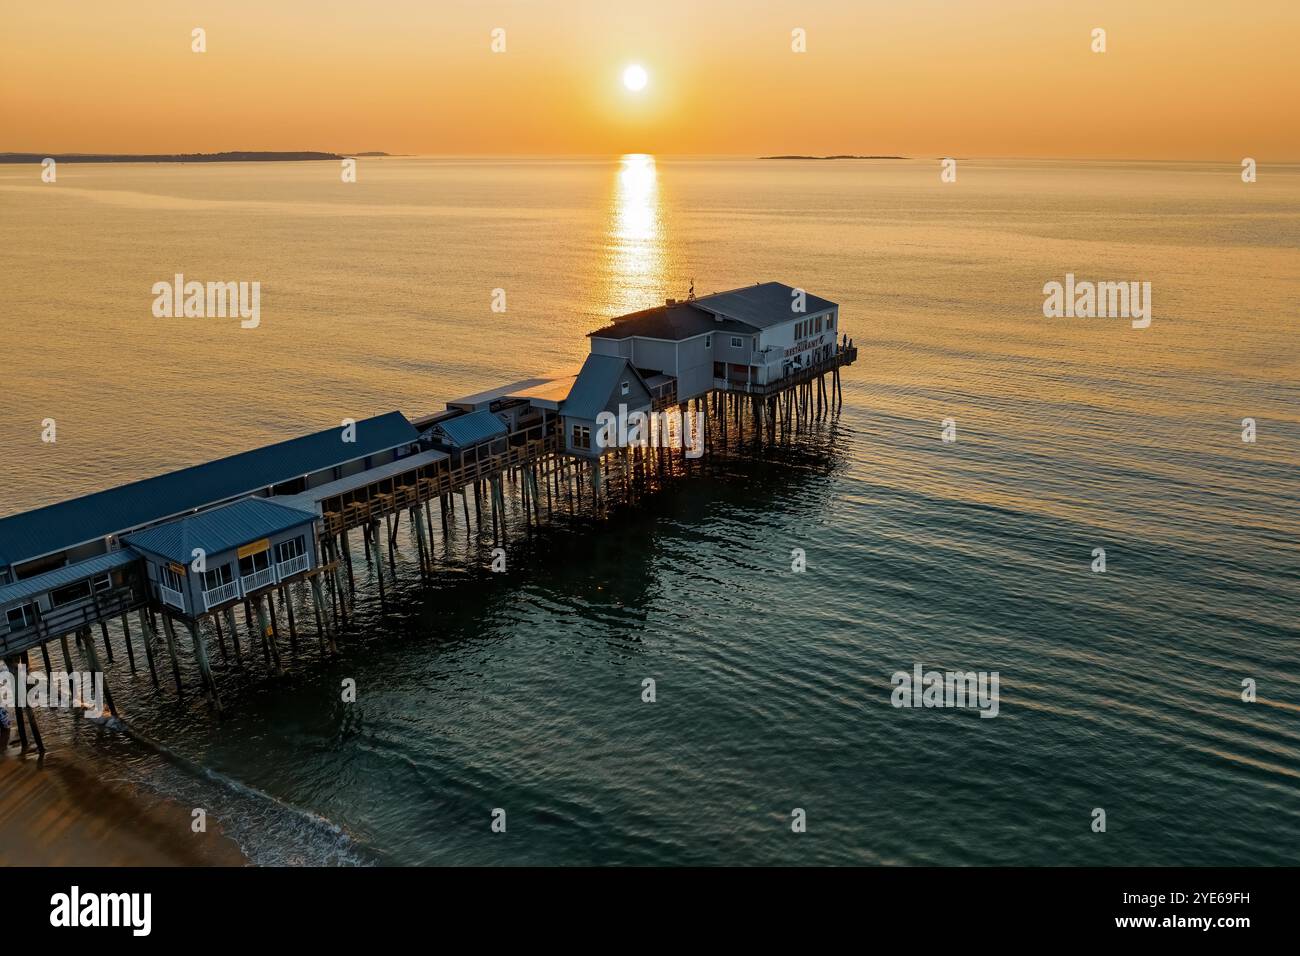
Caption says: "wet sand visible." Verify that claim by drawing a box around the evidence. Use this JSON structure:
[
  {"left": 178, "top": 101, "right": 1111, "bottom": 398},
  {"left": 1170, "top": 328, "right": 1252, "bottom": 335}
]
[{"left": 0, "top": 749, "right": 247, "bottom": 866}]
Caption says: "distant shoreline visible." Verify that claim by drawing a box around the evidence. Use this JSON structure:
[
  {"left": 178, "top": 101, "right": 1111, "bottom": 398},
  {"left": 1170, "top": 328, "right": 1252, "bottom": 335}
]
[
  {"left": 760, "top": 154, "right": 909, "bottom": 160},
  {"left": 0, "top": 150, "right": 386, "bottom": 164}
]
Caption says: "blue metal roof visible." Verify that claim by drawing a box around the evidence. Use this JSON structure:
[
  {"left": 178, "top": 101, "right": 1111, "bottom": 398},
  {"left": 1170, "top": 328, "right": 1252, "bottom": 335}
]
[
  {"left": 123, "top": 497, "right": 317, "bottom": 564},
  {"left": 435, "top": 409, "right": 508, "bottom": 448},
  {"left": 0, "top": 549, "right": 141, "bottom": 609},
  {"left": 562, "top": 353, "right": 649, "bottom": 420},
  {"left": 0, "top": 411, "right": 418, "bottom": 568}
]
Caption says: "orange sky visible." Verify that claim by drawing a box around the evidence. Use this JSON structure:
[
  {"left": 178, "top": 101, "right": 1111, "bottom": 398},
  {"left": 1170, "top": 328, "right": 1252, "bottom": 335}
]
[{"left": 2, "top": 0, "right": 1296, "bottom": 159}]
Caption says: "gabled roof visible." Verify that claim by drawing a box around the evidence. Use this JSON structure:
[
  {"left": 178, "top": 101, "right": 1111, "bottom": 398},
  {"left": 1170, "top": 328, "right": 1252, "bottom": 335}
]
[
  {"left": 561, "top": 354, "right": 650, "bottom": 420},
  {"left": 123, "top": 497, "right": 317, "bottom": 564},
  {"left": 587, "top": 283, "right": 837, "bottom": 340},
  {"left": 691, "top": 282, "right": 837, "bottom": 329},
  {"left": 0, "top": 549, "right": 141, "bottom": 609},
  {"left": 587, "top": 301, "right": 753, "bottom": 341},
  {"left": 434, "top": 409, "right": 508, "bottom": 448},
  {"left": 0, "top": 411, "right": 418, "bottom": 568}
]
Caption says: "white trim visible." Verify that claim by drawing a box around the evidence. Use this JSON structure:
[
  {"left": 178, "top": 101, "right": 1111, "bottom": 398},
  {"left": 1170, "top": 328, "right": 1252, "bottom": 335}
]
[
  {"left": 589, "top": 330, "right": 729, "bottom": 346},
  {"left": 240, "top": 566, "right": 277, "bottom": 595},
  {"left": 276, "top": 553, "right": 309, "bottom": 580},
  {"left": 202, "top": 580, "right": 241, "bottom": 610},
  {"left": 159, "top": 584, "right": 185, "bottom": 611}
]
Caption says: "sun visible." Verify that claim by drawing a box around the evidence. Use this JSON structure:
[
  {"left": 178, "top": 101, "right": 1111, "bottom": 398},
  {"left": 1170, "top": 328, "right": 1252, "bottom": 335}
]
[{"left": 622, "top": 64, "right": 648, "bottom": 92}]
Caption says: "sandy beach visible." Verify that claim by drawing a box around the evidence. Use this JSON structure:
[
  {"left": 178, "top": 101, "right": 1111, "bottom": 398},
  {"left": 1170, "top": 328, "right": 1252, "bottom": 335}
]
[{"left": 0, "top": 749, "right": 247, "bottom": 867}]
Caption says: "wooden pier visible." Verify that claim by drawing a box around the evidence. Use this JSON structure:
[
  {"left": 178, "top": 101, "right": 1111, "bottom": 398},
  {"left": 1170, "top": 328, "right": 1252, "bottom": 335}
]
[{"left": 0, "top": 283, "right": 857, "bottom": 751}]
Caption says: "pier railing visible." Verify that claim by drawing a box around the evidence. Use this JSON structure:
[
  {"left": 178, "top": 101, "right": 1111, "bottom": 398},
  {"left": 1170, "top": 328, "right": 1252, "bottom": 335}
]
[
  {"left": 276, "top": 553, "right": 310, "bottom": 580},
  {"left": 0, "top": 585, "right": 142, "bottom": 657},
  {"left": 718, "top": 345, "right": 857, "bottom": 397},
  {"left": 240, "top": 567, "right": 276, "bottom": 595},
  {"left": 648, "top": 380, "right": 678, "bottom": 410},
  {"left": 319, "top": 429, "right": 561, "bottom": 536},
  {"left": 158, "top": 583, "right": 186, "bottom": 611},
  {"left": 202, "top": 580, "right": 241, "bottom": 611}
]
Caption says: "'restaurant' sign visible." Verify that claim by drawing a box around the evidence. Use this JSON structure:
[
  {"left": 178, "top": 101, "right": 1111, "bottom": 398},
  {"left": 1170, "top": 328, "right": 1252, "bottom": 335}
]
[{"left": 785, "top": 334, "right": 824, "bottom": 358}]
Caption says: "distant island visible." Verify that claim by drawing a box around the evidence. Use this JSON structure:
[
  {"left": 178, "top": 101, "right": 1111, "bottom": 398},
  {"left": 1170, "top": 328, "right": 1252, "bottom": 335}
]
[
  {"left": 760, "top": 154, "right": 908, "bottom": 160},
  {"left": 0, "top": 151, "right": 345, "bottom": 164}
]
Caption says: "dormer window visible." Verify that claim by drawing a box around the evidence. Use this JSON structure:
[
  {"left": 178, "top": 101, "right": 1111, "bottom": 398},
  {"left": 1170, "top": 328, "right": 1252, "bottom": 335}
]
[{"left": 620, "top": 381, "right": 630, "bottom": 396}]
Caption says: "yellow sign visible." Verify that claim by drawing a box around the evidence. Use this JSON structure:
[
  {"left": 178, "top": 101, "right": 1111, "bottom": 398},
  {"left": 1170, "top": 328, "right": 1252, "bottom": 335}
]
[
  {"left": 168, "top": 562, "right": 186, "bottom": 576},
  {"left": 237, "top": 538, "right": 270, "bottom": 559}
]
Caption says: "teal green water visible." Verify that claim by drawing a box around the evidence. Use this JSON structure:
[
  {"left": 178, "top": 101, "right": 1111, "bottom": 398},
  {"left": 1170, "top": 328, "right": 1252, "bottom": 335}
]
[{"left": 0, "top": 157, "right": 1297, "bottom": 864}]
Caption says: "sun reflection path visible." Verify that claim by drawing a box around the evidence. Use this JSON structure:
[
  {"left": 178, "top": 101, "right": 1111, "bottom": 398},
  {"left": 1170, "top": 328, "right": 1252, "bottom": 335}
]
[{"left": 603, "top": 154, "right": 667, "bottom": 316}]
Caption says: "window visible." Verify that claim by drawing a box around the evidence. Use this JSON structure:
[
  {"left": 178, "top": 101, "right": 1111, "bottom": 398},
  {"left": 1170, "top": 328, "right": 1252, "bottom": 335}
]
[
  {"left": 276, "top": 536, "right": 306, "bottom": 563},
  {"left": 814, "top": 317, "right": 822, "bottom": 333},
  {"left": 160, "top": 564, "right": 184, "bottom": 592},
  {"left": 620, "top": 380, "right": 630, "bottom": 397},
  {"left": 713, "top": 361, "right": 726, "bottom": 378},
  {"left": 827, "top": 314, "right": 835, "bottom": 332},
  {"left": 203, "top": 565, "right": 234, "bottom": 591},
  {"left": 752, "top": 337, "right": 759, "bottom": 351},
  {"left": 50, "top": 579, "right": 92, "bottom": 607},
  {"left": 730, "top": 336, "right": 743, "bottom": 349},
  {"left": 705, "top": 335, "right": 711, "bottom": 348},
  {"left": 572, "top": 424, "right": 591, "bottom": 450},
  {"left": 5, "top": 603, "right": 36, "bottom": 632},
  {"left": 238, "top": 549, "right": 271, "bottom": 577},
  {"left": 93, "top": 573, "right": 113, "bottom": 592}
]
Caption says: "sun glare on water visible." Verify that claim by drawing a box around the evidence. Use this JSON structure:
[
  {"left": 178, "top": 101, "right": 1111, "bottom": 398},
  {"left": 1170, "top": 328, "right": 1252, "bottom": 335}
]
[{"left": 623, "top": 64, "right": 648, "bottom": 92}]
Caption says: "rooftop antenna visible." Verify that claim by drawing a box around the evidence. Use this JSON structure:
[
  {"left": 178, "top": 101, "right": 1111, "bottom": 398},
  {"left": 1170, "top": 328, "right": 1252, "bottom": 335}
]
[{"left": 687, "top": 277, "right": 696, "bottom": 300}]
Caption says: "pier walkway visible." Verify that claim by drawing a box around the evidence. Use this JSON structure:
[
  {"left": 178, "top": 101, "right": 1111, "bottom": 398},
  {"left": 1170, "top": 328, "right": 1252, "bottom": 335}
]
[{"left": 0, "top": 284, "right": 857, "bottom": 749}]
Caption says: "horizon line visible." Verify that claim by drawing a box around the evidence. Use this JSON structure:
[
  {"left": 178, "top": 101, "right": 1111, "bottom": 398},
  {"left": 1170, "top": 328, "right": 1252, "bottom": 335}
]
[{"left": 4, "top": 150, "right": 1299, "bottom": 165}]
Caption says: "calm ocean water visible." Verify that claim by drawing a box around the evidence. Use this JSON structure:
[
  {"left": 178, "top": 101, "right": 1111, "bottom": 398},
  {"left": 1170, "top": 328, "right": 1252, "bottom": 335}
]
[{"left": 0, "top": 157, "right": 1297, "bottom": 865}]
